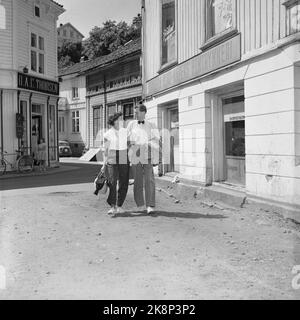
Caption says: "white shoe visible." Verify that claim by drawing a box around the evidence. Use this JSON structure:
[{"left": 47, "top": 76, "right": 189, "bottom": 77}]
[
  {"left": 117, "top": 207, "right": 125, "bottom": 214},
  {"left": 107, "top": 207, "right": 116, "bottom": 215},
  {"left": 147, "top": 207, "right": 155, "bottom": 214}
]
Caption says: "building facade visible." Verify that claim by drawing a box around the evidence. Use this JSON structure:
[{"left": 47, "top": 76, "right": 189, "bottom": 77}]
[
  {"left": 0, "top": 0, "right": 64, "bottom": 168},
  {"left": 57, "top": 22, "right": 84, "bottom": 48},
  {"left": 58, "top": 39, "right": 142, "bottom": 160},
  {"left": 142, "top": 0, "right": 300, "bottom": 212}
]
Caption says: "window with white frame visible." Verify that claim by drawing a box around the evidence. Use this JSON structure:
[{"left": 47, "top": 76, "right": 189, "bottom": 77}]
[
  {"left": 206, "top": 0, "right": 234, "bottom": 40},
  {"left": 161, "top": 0, "right": 177, "bottom": 68},
  {"left": 72, "top": 110, "right": 80, "bottom": 133},
  {"left": 285, "top": 0, "right": 300, "bottom": 35},
  {"left": 58, "top": 117, "right": 65, "bottom": 133},
  {"left": 31, "top": 32, "right": 45, "bottom": 74},
  {"left": 72, "top": 87, "right": 79, "bottom": 99}
]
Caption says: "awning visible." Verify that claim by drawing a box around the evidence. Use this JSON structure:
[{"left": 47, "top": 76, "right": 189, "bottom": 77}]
[{"left": 80, "top": 148, "right": 103, "bottom": 162}]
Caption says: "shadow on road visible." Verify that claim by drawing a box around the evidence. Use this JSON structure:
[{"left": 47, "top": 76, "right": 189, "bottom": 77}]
[{"left": 112, "top": 211, "right": 227, "bottom": 220}]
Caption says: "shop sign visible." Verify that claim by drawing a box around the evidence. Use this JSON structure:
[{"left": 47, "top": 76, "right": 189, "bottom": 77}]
[
  {"left": 146, "top": 33, "right": 241, "bottom": 97},
  {"left": 18, "top": 73, "right": 59, "bottom": 96},
  {"left": 16, "top": 113, "right": 24, "bottom": 139}
]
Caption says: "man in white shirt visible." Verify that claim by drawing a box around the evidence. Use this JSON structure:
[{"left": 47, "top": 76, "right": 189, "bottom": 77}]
[{"left": 127, "top": 103, "right": 160, "bottom": 214}]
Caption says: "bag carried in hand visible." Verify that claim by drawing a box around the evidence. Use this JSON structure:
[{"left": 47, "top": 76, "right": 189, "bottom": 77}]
[{"left": 93, "top": 166, "right": 109, "bottom": 195}]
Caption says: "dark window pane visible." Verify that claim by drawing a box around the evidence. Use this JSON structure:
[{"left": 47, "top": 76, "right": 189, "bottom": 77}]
[{"left": 225, "top": 120, "right": 245, "bottom": 157}]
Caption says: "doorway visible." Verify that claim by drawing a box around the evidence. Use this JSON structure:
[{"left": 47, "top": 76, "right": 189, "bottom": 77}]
[
  {"left": 223, "top": 96, "right": 245, "bottom": 186},
  {"left": 168, "top": 106, "right": 179, "bottom": 173}
]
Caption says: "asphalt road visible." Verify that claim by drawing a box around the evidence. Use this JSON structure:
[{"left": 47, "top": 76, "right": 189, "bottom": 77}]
[{"left": 0, "top": 162, "right": 101, "bottom": 191}]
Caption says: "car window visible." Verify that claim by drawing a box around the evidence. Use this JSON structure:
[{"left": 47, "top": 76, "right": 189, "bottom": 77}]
[{"left": 59, "top": 142, "right": 69, "bottom": 146}]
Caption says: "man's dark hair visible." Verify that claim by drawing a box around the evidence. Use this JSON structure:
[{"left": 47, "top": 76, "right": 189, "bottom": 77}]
[
  {"left": 136, "top": 101, "right": 147, "bottom": 113},
  {"left": 107, "top": 112, "right": 123, "bottom": 126}
]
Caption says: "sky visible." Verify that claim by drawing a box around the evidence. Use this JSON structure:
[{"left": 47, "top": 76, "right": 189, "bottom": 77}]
[{"left": 57, "top": 0, "right": 141, "bottom": 39}]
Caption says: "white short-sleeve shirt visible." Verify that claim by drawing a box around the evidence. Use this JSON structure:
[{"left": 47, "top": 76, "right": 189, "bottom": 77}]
[{"left": 103, "top": 127, "right": 128, "bottom": 150}]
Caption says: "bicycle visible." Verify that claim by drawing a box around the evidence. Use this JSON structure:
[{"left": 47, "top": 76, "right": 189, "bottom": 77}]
[{"left": 0, "top": 148, "right": 34, "bottom": 175}]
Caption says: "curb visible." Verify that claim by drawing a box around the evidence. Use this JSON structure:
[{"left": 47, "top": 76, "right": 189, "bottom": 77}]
[
  {"left": 0, "top": 165, "right": 80, "bottom": 180},
  {"left": 155, "top": 175, "right": 300, "bottom": 223}
]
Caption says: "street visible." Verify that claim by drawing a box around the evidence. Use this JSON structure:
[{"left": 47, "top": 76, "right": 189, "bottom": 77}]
[{"left": 0, "top": 162, "right": 300, "bottom": 300}]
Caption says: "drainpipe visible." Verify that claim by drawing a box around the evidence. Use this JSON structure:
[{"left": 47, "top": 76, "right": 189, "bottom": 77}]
[
  {"left": 56, "top": 98, "right": 59, "bottom": 164},
  {"left": 0, "top": 90, "right": 3, "bottom": 153},
  {"left": 17, "top": 90, "right": 20, "bottom": 150},
  {"left": 141, "top": 0, "right": 146, "bottom": 101},
  {"left": 47, "top": 96, "right": 50, "bottom": 167},
  {"left": 29, "top": 93, "right": 32, "bottom": 154}
]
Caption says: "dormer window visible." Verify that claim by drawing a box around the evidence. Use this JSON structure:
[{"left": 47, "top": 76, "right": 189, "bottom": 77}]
[{"left": 34, "top": 5, "right": 40, "bottom": 17}]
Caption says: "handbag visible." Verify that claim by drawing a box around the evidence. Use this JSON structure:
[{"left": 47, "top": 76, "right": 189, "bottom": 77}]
[{"left": 93, "top": 165, "right": 109, "bottom": 195}]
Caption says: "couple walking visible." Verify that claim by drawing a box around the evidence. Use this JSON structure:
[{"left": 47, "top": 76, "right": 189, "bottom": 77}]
[{"left": 103, "top": 102, "right": 160, "bottom": 216}]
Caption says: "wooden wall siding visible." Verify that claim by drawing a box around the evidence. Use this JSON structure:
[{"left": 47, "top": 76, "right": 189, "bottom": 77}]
[
  {"left": 0, "top": 0, "right": 13, "bottom": 69},
  {"left": 87, "top": 59, "right": 140, "bottom": 88},
  {"left": 16, "top": 0, "right": 58, "bottom": 79},
  {"left": 144, "top": 0, "right": 290, "bottom": 82}
]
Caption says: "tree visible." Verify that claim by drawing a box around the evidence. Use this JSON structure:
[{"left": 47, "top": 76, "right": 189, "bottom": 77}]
[
  {"left": 58, "top": 40, "right": 83, "bottom": 69},
  {"left": 83, "top": 14, "right": 142, "bottom": 60}
]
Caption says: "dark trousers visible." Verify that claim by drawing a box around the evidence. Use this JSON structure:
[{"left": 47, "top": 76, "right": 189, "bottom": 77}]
[{"left": 106, "top": 163, "right": 129, "bottom": 207}]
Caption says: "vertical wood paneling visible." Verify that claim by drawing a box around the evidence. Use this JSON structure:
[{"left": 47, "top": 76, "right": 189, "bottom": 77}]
[
  {"left": 144, "top": 0, "right": 292, "bottom": 82},
  {"left": 255, "top": 0, "right": 261, "bottom": 49},
  {"left": 260, "top": 0, "right": 267, "bottom": 46}
]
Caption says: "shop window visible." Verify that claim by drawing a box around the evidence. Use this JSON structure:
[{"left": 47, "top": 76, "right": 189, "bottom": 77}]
[
  {"left": 93, "top": 106, "right": 103, "bottom": 144},
  {"left": 285, "top": 0, "right": 300, "bottom": 35},
  {"left": 31, "top": 32, "right": 45, "bottom": 74},
  {"left": 203, "top": 0, "right": 236, "bottom": 49},
  {"left": 161, "top": 0, "right": 177, "bottom": 69},
  {"left": 20, "top": 101, "right": 28, "bottom": 151},
  {"left": 0, "top": 1, "right": 6, "bottom": 30},
  {"left": 107, "top": 104, "right": 117, "bottom": 123},
  {"left": 58, "top": 117, "right": 65, "bottom": 133},
  {"left": 123, "top": 103, "right": 134, "bottom": 121},
  {"left": 72, "top": 110, "right": 80, "bottom": 133},
  {"left": 72, "top": 87, "right": 79, "bottom": 99}
]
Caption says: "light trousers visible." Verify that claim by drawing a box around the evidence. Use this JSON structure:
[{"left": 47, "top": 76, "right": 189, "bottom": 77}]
[{"left": 131, "top": 163, "right": 155, "bottom": 208}]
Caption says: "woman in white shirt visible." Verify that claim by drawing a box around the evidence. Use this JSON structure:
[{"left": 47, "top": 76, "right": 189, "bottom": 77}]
[{"left": 103, "top": 112, "right": 129, "bottom": 215}]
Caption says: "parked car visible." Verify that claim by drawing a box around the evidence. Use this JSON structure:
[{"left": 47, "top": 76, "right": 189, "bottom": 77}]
[{"left": 59, "top": 140, "right": 72, "bottom": 157}]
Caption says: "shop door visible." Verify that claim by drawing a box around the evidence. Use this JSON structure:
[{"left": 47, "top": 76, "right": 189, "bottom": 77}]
[
  {"left": 31, "top": 115, "right": 42, "bottom": 159},
  {"left": 169, "top": 107, "right": 179, "bottom": 173},
  {"left": 223, "top": 96, "right": 245, "bottom": 186}
]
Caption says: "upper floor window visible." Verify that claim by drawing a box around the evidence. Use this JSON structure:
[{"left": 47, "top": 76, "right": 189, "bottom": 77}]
[
  {"left": 31, "top": 32, "right": 45, "bottom": 74},
  {"left": 72, "top": 110, "right": 80, "bottom": 133},
  {"left": 285, "top": 0, "right": 300, "bottom": 35},
  {"left": 34, "top": 5, "right": 40, "bottom": 17},
  {"left": 161, "top": 0, "right": 177, "bottom": 69},
  {"left": 72, "top": 87, "right": 79, "bottom": 99},
  {"left": 0, "top": 1, "right": 6, "bottom": 30},
  {"left": 206, "top": 0, "right": 234, "bottom": 39},
  {"left": 70, "top": 31, "right": 74, "bottom": 38},
  {"left": 63, "top": 30, "right": 67, "bottom": 37}
]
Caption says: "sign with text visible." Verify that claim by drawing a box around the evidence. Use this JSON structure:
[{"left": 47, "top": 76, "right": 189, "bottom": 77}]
[
  {"left": 18, "top": 73, "right": 59, "bottom": 96},
  {"left": 146, "top": 33, "right": 241, "bottom": 97}
]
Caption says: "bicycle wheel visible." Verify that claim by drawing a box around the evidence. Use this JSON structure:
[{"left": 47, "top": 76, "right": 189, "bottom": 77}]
[
  {"left": 0, "top": 159, "right": 6, "bottom": 175},
  {"left": 17, "top": 155, "right": 34, "bottom": 173}
]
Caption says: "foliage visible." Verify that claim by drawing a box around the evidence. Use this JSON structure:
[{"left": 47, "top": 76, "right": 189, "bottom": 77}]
[
  {"left": 58, "top": 40, "right": 83, "bottom": 69},
  {"left": 83, "top": 14, "right": 142, "bottom": 60}
]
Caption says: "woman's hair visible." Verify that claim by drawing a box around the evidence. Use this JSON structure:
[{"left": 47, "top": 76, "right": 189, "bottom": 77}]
[{"left": 107, "top": 112, "right": 123, "bottom": 126}]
